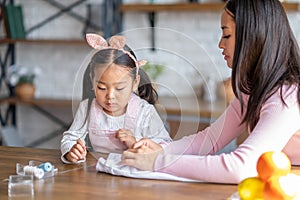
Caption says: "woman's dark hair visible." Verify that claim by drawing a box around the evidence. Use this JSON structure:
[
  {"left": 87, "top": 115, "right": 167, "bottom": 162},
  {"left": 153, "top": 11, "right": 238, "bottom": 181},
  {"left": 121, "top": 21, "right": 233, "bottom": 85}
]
[{"left": 225, "top": 0, "right": 300, "bottom": 131}]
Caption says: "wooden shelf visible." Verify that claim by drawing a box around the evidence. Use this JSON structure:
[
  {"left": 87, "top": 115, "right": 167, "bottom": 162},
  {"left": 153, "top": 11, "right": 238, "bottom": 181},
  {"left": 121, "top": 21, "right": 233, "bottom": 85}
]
[
  {"left": 158, "top": 96, "right": 226, "bottom": 119},
  {"left": 0, "top": 97, "right": 75, "bottom": 107},
  {"left": 120, "top": 3, "right": 225, "bottom": 12},
  {"left": 0, "top": 38, "right": 87, "bottom": 45},
  {"left": 120, "top": 2, "right": 299, "bottom": 51},
  {"left": 282, "top": 2, "right": 300, "bottom": 11},
  {"left": 120, "top": 2, "right": 300, "bottom": 12},
  {"left": 0, "top": 96, "right": 225, "bottom": 118}
]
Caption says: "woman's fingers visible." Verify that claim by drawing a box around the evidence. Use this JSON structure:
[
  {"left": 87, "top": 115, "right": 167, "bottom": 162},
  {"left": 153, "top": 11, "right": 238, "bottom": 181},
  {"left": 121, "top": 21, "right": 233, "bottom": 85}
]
[
  {"left": 122, "top": 149, "right": 136, "bottom": 159},
  {"left": 132, "top": 140, "right": 145, "bottom": 149},
  {"left": 132, "top": 138, "right": 152, "bottom": 149},
  {"left": 132, "top": 138, "right": 162, "bottom": 152},
  {"left": 120, "top": 150, "right": 137, "bottom": 166},
  {"left": 121, "top": 148, "right": 156, "bottom": 171}
]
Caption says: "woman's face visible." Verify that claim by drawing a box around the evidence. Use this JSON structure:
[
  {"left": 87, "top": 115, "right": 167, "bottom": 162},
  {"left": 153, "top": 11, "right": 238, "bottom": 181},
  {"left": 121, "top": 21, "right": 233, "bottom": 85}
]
[
  {"left": 218, "top": 10, "right": 236, "bottom": 68},
  {"left": 93, "top": 64, "right": 139, "bottom": 116}
]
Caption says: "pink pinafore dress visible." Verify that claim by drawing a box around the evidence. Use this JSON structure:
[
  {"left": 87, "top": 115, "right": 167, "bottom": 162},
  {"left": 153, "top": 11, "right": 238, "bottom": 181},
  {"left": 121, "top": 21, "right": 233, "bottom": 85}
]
[{"left": 88, "top": 94, "right": 140, "bottom": 153}]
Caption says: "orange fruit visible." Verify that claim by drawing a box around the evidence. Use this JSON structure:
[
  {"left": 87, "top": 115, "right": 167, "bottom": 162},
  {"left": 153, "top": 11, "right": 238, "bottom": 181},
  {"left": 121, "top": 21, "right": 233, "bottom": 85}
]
[
  {"left": 264, "top": 173, "right": 300, "bottom": 200},
  {"left": 256, "top": 151, "right": 291, "bottom": 182},
  {"left": 237, "top": 176, "right": 264, "bottom": 200}
]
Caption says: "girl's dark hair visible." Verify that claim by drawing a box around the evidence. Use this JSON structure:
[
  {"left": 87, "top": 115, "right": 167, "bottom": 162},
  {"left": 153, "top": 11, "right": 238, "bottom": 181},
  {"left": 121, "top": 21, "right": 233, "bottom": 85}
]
[
  {"left": 88, "top": 47, "right": 157, "bottom": 104},
  {"left": 225, "top": 0, "right": 300, "bottom": 131},
  {"left": 80, "top": 44, "right": 157, "bottom": 130}
]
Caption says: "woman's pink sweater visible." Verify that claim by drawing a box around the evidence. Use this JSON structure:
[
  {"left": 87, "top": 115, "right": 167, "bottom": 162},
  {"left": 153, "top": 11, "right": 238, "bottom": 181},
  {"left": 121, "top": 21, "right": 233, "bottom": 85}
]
[{"left": 155, "top": 85, "right": 300, "bottom": 183}]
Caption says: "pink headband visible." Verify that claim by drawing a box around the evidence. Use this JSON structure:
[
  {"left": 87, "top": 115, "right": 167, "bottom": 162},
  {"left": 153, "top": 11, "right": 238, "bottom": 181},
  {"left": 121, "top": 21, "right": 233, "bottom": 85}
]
[{"left": 86, "top": 33, "right": 147, "bottom": 72}]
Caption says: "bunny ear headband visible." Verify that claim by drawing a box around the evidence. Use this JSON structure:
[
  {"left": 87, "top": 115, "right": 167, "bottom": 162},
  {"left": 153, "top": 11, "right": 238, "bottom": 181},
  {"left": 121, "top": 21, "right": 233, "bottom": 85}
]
[{"left": 86, "top": 33, "right": 147, "bottom": 70}]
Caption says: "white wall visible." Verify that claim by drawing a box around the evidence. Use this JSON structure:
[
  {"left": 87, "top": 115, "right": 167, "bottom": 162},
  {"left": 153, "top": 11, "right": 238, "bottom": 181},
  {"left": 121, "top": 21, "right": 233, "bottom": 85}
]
[
  {"left": 2, "top": 0, "right": 300, "bottom": 148},
  {"left": 9, "top": 0, "right": 300, "bottom": 100}
]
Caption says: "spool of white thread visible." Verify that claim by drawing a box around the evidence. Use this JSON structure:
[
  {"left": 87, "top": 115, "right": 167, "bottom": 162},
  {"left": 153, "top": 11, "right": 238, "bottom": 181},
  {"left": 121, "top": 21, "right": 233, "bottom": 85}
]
[{"left": 24, "top": 165, "right": 44, "bottom": 179}]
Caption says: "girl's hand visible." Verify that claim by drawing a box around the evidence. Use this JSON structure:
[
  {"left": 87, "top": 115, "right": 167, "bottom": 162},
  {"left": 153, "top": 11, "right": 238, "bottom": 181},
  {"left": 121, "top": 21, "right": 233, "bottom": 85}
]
[
  {"left": 116, "top": 129, "right": 136, "bottom": 148},
  {"left": 121, "top": 138, "right": 163, "bottom": 171},
  {"left": 65, "top": 139, "right": 87, "bottom": 163}
]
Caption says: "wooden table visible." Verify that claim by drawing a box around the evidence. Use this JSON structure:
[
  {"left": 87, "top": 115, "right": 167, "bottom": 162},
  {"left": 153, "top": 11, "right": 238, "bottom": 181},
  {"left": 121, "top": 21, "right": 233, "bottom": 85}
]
[{"left": 0, "top": 146, "right": 238, "bottom": 200}]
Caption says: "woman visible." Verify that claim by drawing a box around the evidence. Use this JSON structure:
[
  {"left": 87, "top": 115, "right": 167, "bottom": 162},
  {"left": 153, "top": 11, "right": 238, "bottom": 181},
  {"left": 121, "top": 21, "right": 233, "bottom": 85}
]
[{"left": 121, "top": 0, "right": 300, "bottom": 184}]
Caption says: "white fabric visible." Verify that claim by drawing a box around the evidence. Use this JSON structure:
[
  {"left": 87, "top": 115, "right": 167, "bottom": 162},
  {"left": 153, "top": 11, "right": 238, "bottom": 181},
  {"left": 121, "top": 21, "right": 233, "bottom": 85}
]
[{"left": 96, "top": 153, "right": 201, "bottom": 182}]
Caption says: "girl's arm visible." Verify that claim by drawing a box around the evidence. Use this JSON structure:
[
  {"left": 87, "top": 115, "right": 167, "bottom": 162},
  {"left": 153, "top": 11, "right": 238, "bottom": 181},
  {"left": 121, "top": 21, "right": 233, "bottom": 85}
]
[
  {"left": 60, "top": 100, "right": 89, "bottom": 163},
  {"left": 142, "top": 105, "right": 173, "bottom": 144}
]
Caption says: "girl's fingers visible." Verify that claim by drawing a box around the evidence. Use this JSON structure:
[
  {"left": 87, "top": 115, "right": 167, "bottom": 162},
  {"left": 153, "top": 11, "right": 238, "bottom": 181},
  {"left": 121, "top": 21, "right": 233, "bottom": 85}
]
[
  {"left": 73, "top": 144, "right": 85, "bottom": 154},
  {"left": 77, "top": 139, "right": 86, "bottom": 150},
  {"left": 68, "top": 151, "right": 80, "bottom": 161},
  {"left": 77, "top": 138, "right": 84, "bottom": 145},
  {"left": 69, "top": 141, "right": 87, "bottom": 160},
  {"left": 115, "top": 130, "right": 136, "bottom": 148},
  {"left": 72, "top": 148, "right": 83, "bottom": 159},
  {"left": 76, "top": 139, "right": 86, "bottom": 152}
]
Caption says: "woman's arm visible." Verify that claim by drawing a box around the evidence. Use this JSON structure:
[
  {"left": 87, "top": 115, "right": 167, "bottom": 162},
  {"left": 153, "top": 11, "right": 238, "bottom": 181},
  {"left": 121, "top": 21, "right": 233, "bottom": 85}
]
[
  {"left": 154, "top": 87, "right": 300, "bottom": 183},
  {"left": 162, "top": 97, "right": 245, "bottom": 155},
  {"left": 123, "top": 98, "right": 245, "bottom": 178}
]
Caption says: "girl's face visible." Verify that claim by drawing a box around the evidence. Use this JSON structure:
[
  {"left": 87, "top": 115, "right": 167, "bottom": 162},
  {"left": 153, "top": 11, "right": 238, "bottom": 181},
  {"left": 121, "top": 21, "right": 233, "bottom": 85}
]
[
  {"left": 218, "top": 10, "right": 236, "bottom": 68},
  {"left": 93, "top": 64, "right": 140, "bottom": 116}
]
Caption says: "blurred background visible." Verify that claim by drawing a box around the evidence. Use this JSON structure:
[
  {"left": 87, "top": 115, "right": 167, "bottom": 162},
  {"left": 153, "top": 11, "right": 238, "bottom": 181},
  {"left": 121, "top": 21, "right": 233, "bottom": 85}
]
[{"left": 1, "top": 0, "right": 300, "bottom": 150}]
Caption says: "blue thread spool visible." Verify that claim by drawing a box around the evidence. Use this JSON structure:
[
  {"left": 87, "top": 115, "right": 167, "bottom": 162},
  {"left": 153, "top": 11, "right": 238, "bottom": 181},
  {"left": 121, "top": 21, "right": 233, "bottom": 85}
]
[{"left": 38, "top": 162, "right": 53, "bottom": 172}]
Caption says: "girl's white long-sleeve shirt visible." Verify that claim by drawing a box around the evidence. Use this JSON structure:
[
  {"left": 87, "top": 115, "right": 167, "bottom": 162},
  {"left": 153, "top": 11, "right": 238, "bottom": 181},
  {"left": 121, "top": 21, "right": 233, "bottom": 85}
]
[
  {"left": 61, "top": 95, "right": 172, "bottom": 163},
  {"left": 155, "top": 85, "right": 300, "bottom": 184}
]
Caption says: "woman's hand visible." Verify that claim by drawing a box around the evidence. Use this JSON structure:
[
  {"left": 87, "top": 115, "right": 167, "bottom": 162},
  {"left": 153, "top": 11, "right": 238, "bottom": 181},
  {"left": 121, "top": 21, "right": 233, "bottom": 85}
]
[
  {"left": 116, "top": 129, "right": 136, "bottom": 148},
  {"left": 65, "top": 139, "right": 87, "bottom": 163},
  {"left": 121, "top": 138, "right": 163, "bottom": 171}
]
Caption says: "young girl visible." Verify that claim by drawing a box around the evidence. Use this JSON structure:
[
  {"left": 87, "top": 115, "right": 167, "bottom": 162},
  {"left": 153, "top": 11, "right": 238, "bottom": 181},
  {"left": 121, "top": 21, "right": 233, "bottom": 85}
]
[
  {"left": 61, "top": 34, "right": 172, "bottom": 164},
  {"left": 121, "top": 0, "right": 300, "bottom": 184}
]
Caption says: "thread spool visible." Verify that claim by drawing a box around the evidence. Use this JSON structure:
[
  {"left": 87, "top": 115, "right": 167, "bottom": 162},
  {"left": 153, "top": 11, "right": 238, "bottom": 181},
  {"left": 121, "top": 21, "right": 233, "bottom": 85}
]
[
  {"left": 24, "top": 165, "right": 44, "bottom": 179},
  {"left": 38, "top": 162, "right": 53, "bottom": 172}
]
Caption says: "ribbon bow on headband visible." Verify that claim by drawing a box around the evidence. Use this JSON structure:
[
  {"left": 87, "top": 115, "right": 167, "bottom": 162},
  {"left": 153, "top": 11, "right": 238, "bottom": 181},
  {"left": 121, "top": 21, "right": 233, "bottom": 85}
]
[{"left": 86, "top": 33, "right": 147, "bottom": 68}]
